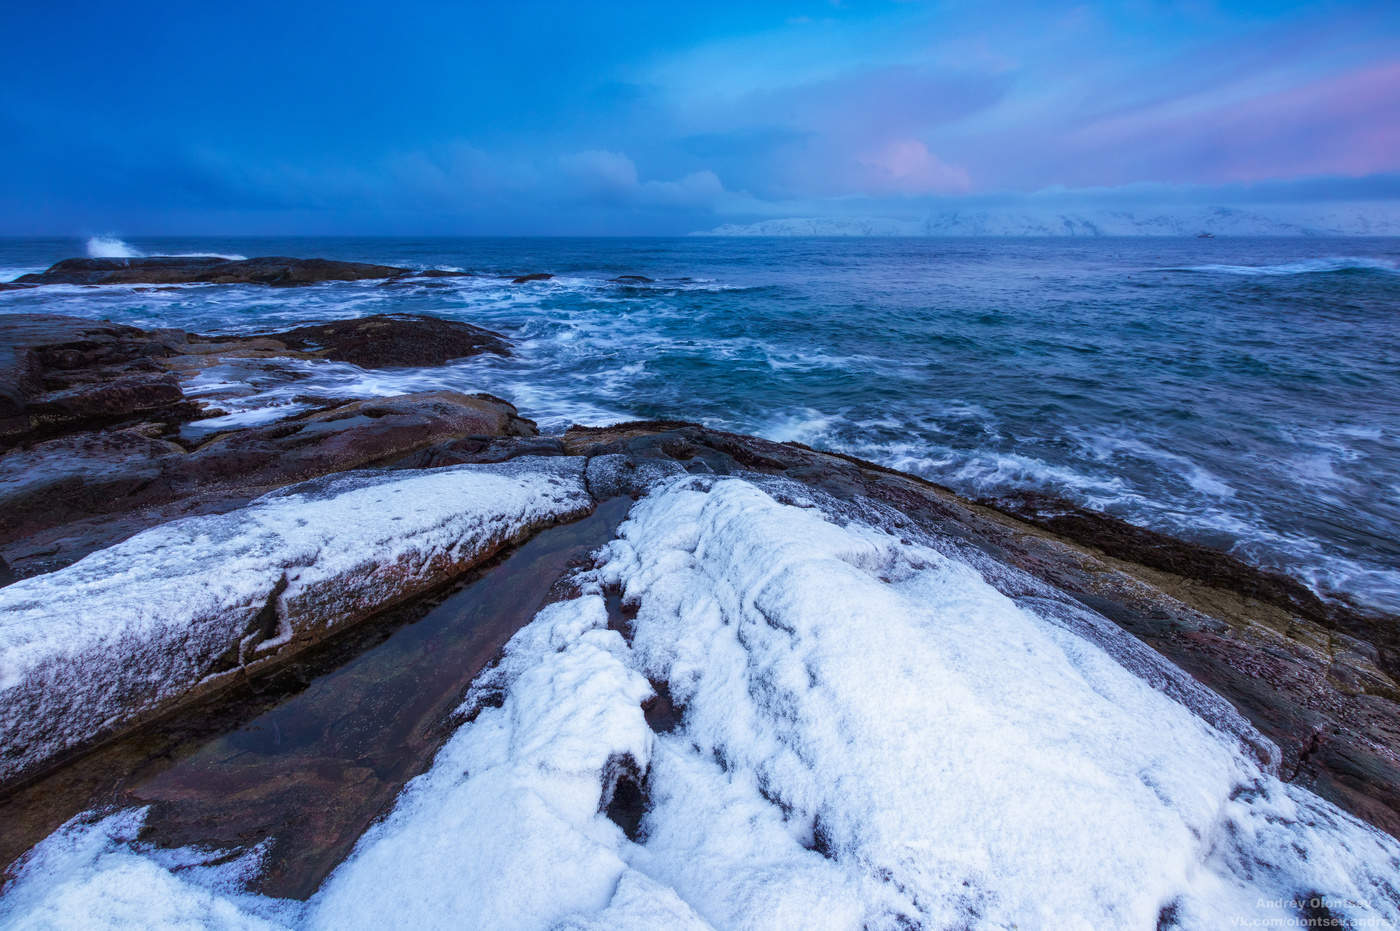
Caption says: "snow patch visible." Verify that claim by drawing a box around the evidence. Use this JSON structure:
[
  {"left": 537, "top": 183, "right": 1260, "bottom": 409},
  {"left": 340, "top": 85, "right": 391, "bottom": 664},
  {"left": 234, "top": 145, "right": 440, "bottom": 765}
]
[
  {"left": 3, "top": 475, "right": 1398, "bottom": 929},
  {"left": 0, "top": 458, "right": 591, "bottom": 781}
]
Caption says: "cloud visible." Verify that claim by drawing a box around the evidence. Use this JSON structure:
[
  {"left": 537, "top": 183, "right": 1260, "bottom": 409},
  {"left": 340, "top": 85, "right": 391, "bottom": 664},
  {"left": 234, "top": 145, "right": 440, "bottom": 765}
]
[{"left": 857, "top": 139, "right": 970, "bottom": 194}]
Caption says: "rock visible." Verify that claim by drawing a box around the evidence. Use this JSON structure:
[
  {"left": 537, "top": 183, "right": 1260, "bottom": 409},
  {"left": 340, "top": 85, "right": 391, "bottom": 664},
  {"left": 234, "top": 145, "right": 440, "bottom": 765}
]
[
  {"left": 0, "top": 458, "right": 593, "bottom": 783},
  {"left": 15, "top": 256, "right": 411, "bottom": 287},
  {"left": 0, "top": 391, "right": 539, "bottom": 572},
  {"left": 0, "top": 556, "right": 13, "bottom": 587},
  {"left": 247, "top": 314, "right": 509, "bottom": 367},
  {"left": 611, "top": 275, "right": 654, "bottom": 283},
  {"left": 511, "top": 273, "right": 553, "bottom": 284},
  {"left": 0, "top": 315, "right": 191, "bottom": 445},
  {"left": 561, "top": 421, "right": 1400, "bottom": 840},
  {"left": 0, "top": 430, "right": 187, "bottom": 544},
  {"left": 0, "top": 313, "right": 512, "bottom": 448}
]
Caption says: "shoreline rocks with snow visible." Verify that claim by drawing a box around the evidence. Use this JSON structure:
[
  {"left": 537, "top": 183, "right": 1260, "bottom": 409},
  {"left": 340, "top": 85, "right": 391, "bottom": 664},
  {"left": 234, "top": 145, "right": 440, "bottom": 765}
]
[
  {"left": 0, "top": 458, "right": 592, "bottom": 784},
  {"left": 0, "top": 313, "right": 511, "bottom": 450},
  {"left": 2, "top": 301, "right": 1399, "bottom": 925}
]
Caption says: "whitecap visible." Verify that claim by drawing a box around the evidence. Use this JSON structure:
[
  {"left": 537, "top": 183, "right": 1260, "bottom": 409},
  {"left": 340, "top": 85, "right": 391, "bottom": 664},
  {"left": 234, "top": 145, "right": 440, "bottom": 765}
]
[{"left": 1167, "top": 257, "right": 1398, "bottom": 276}]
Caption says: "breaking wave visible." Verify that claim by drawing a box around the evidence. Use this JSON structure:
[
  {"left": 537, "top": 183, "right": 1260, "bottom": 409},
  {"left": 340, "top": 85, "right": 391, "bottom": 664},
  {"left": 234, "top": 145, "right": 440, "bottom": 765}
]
[
  {"left": 85, "top": 236, "right": 142, "bottom": 258},
  {"left": 1170, "top": 257, "right": 1398, "bottom": 276},
  {"left": 84, "top": 236, "right": 247, "bottom": 261}
]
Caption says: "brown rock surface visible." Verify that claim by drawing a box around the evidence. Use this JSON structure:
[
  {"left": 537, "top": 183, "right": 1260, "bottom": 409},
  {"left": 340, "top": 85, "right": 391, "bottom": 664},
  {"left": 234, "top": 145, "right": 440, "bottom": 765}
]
[
  {"left": 0, "top": 392, "right": 538, "bottom": 578},
  {"left": 14, "top": 256, "right": 410, "bottom": 287}
]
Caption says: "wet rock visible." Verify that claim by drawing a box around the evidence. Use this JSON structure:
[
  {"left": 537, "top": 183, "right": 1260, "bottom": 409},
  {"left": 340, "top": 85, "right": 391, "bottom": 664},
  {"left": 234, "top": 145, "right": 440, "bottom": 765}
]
[
  {"left": 0, "top": 556, "right": 13, "bottom": 588},
  {"left": 183, "top": 391, "right": 536, "bottom": 488},
  {"left": 0, "top": 315, "right": 191, "bottom": 445},
  {"left": 0, "top": 458, "right": 593, "bottom": 784},
  {"left": 511, "top": 272, "right": 553, "bottom": 284},
  {"left": 0, "top": 430, "right": 188, "bottom": 544},
  {"left": 248, "top": 313, "right": 509, "bottom": 367},
  {"left": 984, "top": 491, "right": 1332, "bottom": 624},
  {"left": 0, "top": 392, "right": 539, "bottom": 571},
  {"left": 611, "top": 275, "right": 654, "bottom": 283},
  {"left": 15, "top": 256, "right": 410, "bottom": 287},
  {"left": 0, "top": 313, "right": 512, "bottom": 448}
]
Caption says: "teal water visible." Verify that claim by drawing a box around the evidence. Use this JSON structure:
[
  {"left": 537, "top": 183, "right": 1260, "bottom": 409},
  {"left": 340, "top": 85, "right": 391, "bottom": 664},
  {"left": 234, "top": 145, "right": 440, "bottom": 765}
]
[{"left": 2, "top": 236, "right": 1397, "bottom": 609}]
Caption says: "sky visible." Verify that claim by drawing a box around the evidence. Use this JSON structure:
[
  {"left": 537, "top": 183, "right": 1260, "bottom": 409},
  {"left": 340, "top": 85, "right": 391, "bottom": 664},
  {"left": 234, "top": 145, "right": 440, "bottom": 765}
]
[{"left": 2, "top": 0, "right": 1398, "bottom": 235}]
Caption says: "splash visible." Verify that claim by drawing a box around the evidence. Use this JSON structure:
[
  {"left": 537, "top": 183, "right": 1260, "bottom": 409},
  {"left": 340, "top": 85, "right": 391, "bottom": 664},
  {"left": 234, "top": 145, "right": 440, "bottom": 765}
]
[{"left": 85, "top": 236, "right": 142, "bottom": 258}]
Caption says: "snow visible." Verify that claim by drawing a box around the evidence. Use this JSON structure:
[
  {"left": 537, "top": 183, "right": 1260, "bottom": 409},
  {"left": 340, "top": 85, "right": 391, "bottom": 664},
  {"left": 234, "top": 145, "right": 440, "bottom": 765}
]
[
  {"left": 3, "top": 473, "right": 1398, "bottom": 929},
  {"left": 0, "top": 457, "right": 590, "bottom": 781},
  {"left": 694, "top": 203, "right": 1400, "bottom": 237}
]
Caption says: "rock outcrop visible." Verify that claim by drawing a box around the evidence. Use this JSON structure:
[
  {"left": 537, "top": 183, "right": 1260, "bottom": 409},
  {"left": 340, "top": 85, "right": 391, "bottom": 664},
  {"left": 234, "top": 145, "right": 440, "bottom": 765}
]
[
  {"left": 13, "top": 256, "right": 411, "bottom": 287},
  {"left": 0, "top": 371, "right": 1397, "bottom": 858},
  {"left": 0, "top": 459, "right": 592, "bottom": 783},
  {"left": 247, "top": 314, "right": 509, "bottom": 367},
  {"left": 0, "top": 391, "right": 537, "bottom": 579},
  {"left": 0, "top": 313, "right": 510, "bottom": 448}
]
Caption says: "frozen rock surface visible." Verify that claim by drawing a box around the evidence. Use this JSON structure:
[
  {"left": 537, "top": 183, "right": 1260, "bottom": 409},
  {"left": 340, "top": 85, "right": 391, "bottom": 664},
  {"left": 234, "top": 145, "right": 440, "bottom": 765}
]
[
  {"left": 5, "top": 475, "right": 1398, "bottom": 929},
  {"left": 0, "top": 457, "right": 590, "bottom": 783}
]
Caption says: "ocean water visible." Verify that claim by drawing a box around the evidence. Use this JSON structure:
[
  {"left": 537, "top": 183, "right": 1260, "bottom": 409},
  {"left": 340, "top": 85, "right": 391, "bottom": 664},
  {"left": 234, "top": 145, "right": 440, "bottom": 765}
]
[{"left": 1, "top": 235, "right": 1397, "bottom": 611}]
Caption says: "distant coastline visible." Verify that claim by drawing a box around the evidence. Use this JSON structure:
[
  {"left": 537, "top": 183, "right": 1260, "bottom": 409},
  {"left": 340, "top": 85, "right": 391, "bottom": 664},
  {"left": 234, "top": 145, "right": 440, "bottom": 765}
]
[{"left": 693, "top": 205, "right": 1400, "bottom": 237}]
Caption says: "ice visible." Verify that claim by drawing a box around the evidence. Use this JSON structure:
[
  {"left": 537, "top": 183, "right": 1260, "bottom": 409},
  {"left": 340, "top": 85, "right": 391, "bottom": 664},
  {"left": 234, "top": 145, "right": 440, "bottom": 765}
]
[
  {"left": 0, "top": 458, "right": 590, "bottom": 781},
  {"left": 3, "top": 473, "right": 1398, "bottom": 929}
]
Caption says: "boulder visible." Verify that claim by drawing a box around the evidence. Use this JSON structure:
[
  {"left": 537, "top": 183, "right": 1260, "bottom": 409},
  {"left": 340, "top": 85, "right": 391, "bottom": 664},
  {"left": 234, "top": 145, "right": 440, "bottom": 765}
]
[
  {"left": 248, "top": 314, "right": 509, "bottom": 367},
  {"left": 511, "top": 272, "right": 553, "bottom": 284},
  {"left": 0, "top": 392, "right": 539, "bottom": 570}
]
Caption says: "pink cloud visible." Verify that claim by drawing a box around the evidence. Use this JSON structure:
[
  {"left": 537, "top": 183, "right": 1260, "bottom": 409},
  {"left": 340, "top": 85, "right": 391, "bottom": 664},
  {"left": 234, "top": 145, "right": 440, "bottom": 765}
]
[{"left": 857, "top": 139, "right": 971, "bottom": 194}]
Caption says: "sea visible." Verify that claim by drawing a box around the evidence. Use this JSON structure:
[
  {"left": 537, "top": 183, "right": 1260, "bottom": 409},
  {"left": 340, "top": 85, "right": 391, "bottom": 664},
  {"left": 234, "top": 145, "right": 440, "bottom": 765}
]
[{"left": 1, "top": 235, "right": 1396, "bottom": 612}]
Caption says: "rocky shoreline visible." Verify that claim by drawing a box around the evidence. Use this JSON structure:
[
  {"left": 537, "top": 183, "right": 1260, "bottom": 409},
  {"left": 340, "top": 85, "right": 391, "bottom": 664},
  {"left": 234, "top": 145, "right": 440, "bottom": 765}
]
[{"left": 1, "top": 264, "right": 1398, "bottom": 920}]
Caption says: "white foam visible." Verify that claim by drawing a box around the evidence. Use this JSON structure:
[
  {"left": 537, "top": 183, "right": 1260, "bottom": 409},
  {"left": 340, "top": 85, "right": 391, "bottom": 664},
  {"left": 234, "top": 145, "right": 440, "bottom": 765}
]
[
  {"left": 1172, "top": 257, "right": 1399, "bottom": 276},
  {"left": 82, "top": 237, "right": 247, "bottom": 261},
  {"left": 84, "top": 236, "right": 142, "bottom": 258}
]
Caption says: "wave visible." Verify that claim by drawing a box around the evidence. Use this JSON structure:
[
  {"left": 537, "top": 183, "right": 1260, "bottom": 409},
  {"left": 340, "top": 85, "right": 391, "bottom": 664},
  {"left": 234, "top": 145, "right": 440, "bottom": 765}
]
[
  {"left": 85, "top": 236, "right": 142, "bottom": 258},
  {"left": 84, "top": 236, "right": 247, "bottom": 261},
  {"left": 1169, "top": 257, "right": 1398, "bottom": 276}
]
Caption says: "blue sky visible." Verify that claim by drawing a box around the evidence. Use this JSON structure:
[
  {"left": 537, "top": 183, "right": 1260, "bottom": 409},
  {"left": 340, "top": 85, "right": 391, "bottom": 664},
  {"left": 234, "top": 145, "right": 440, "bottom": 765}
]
[{"left": 3, "top": 0, "right": 1398, "bottom": 234}]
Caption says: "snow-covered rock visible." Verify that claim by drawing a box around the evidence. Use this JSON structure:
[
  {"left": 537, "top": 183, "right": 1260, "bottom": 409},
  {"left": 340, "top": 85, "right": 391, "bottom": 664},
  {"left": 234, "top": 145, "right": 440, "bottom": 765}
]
[
  {"left": 695, "top": 203, "right": 1400, "bottom": 237},
  {"left": 0, "top": 458, "right": 591, "bottom": 782},
  {"left": 4, "top": 473, "right": 1397, "bottom": 929}
]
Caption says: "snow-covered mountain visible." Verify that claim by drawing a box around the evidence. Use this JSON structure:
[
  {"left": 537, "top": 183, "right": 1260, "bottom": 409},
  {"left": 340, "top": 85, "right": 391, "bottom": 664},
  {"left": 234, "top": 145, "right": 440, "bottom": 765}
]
[{"left": 696, "top": 204, "right": 1400, "bottom": 236}]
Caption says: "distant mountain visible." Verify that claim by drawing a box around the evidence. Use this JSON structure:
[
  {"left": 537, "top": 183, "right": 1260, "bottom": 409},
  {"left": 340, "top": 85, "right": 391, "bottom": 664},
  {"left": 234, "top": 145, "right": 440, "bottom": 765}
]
[{"left": 695, "top": 205, "right": 1400, "bottom": 237}]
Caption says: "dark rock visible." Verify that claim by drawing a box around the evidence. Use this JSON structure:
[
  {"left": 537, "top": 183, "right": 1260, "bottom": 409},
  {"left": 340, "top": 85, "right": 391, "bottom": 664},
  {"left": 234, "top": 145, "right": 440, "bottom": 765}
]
[
  {"left": 611, "top": 275, "right": 654, "bottom": 283},
  {"left": 0, "top": 555, "right": 14, "bottom": 587},
  {"left": 26, "top": 372, "right": 186, "bottom": 427},
  {"left": 0, "top": 315, "right": 191, "bottom": 445},
  {"left": 183, "top": 391, "right": 536, "bottom": 488},
  {"left": 249, "top": 314, "right": 509, "bottom": 367},
  {"left": 0, "top": 391, "right": 538, "bottom": 574},
  {"left": 16, "top": 256, "right": 410, "bottom": 287},
  {"left": 0, "top": 313, "right": 512, "bottom": 448},
  {"left": 511, "top": 273, "right": 553, "bottom": 284}
]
